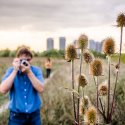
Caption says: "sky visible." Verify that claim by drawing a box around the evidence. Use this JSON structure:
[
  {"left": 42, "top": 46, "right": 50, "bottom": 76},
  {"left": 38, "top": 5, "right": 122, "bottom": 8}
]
[{"left": 0, "top": 0, "right": 125, "bottom": 52}]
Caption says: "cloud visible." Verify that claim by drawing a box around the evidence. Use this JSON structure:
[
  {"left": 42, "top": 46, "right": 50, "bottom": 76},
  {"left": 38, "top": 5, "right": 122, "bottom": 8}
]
[{"left": 0, "top": 0, "right": 125, "bottom": 31}]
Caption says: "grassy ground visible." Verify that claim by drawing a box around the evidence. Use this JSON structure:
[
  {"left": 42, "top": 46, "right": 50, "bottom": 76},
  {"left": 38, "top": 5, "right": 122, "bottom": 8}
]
[
  {"left": 112, "top": 53, "right": 125, "bottom": 64},
  {"left": 0, "top": 57, "right": 125, "bottom": 125}
]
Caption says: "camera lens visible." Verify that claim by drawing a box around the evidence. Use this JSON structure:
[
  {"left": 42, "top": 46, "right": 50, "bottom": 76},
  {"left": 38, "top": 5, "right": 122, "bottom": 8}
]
[
  {"left": 20, "top": 60, "right": 28, "bottom": 66},
  {"left": 23, "top": 61, "right": 28, "bottom": 66}
]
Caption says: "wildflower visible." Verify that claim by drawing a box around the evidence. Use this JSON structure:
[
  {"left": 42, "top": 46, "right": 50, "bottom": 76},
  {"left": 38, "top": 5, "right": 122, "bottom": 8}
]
[
  {"left": 99, "top": 83, "right": 108, "bottom": 96},
  {"left": 90, "top": 59, "right": 102, "bottom": 76},
  {"left": 116, "top": 13, "right": 125, "bottom": 27},
  {"left": 77, "top": 34, "right": 88, "bottom": 51},
  {"left": 65, "top": 44, "right": 77, "bottom": 61},
  {"left": 103, "top": 37, "right": 115, "bottom": 55},
  {"left": 78, "top": 75, "right": 88, "bottom": 88},
  {"left": 80, "top": 105, "right": 85, "bottom": 115},
  {"left": 86, "top": 106, "right": 97, "bottom": 124},
  {"left": 83, "top": 51, "right": 93, "bottom": 63}
]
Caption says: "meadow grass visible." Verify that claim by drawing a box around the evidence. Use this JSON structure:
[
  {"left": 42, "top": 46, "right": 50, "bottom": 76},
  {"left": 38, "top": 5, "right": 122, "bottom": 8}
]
[
  {"left": 0, "top": 57, "right": 125, "bottom": 124},
  {"left": 112, "top": 53, "right": 125, "bottom": 64}
]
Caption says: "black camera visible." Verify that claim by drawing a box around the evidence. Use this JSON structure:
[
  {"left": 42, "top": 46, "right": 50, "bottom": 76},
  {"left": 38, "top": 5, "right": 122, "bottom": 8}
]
[{"left": 20, "top": 59, "right": 28, "bottom": 66}]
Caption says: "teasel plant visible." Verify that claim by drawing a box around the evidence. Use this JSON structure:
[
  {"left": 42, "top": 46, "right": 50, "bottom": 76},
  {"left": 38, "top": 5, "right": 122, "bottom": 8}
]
[
  {"left": 83, "top": 50, "right": 94, "bottom": 77},
  {"left": 109, "top": 13, "right": 125, "bottom": 122},
  {"left": 65, "top": 44, "right": 78, "bottom": 124},
  {"left": 77, "top": 34, "right": 88, "bottom": 125},
  {"left": 102, "top": 37, "right": 115, "bottom": 123},
  {"left": 85, "top": 106, "right": 97, "bottom": 125},
  {"left": 98, "top": 83, "right": 108, "bottom": 97},
  {"left": 90, "top": 58, "right": 103, "bottom": 124},
  {"left": 79, "top": 96, "right": 90, "bottom": 117},
  {"left": 76, "top": 74, "right": 88, "bottom": 125},
  {"left": 83, "top": 51, "right": 94, "bottom": 64},
  {"left": 98, "top": 82, "right": 108, "bottom": 122}
]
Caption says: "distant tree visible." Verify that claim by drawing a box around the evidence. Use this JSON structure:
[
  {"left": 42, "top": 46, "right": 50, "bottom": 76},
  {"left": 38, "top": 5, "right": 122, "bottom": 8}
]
[{"left": 0, "top": 49, "right": 11, "bottom": 57}]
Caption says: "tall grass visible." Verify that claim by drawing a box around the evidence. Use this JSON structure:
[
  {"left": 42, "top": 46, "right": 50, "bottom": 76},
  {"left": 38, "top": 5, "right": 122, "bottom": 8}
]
[{"left": 0, "top": 57, "right": 125, "bottom": 124}]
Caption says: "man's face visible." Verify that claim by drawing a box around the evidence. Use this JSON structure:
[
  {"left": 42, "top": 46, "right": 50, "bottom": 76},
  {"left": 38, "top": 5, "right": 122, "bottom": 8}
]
[{"left": 19, "top": 54, "right": 32, "bottom": 71}]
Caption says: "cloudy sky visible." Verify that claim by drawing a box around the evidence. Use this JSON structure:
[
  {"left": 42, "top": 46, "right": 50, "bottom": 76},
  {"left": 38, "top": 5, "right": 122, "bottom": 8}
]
[{"left": 0, "top": 0, "right": 125, "bottom": 51}]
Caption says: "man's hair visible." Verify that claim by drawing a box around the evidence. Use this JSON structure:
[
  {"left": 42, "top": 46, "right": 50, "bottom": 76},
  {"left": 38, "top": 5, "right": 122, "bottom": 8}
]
[{"left": 16, "top": 47, "right": 33, "bottom": 58}]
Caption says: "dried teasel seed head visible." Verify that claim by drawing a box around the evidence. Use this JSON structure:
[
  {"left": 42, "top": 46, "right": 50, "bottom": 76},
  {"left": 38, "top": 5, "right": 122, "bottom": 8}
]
[
  {"left": 99, "top": 83, "right": 108, "bottom": 96},
  {"left": 90, "top": 59, "right": 102, "bottom": 76},
  {"left": 80, "top": 96, "right": 90, "bottom": 108},
  {"left": 78, "top": 75, "right": 88, "bottom": 88},
  {"left": 102, "top": 37, "right": 115, "bottom": 56},
  {"left": 83, "top": 96, "right": 90, "bottom": 107},
  {"left": 116, "top": 13, "right": 125, "bottom": 27},
  {"left": 77, "top": 34, "right": 88, "bottom": 51},
  {"left": 83, "top": 51, "right": 94, "bottom": 63},
  {"left": 86, "top": 106, "right": 97, "bottom": 124},
  {"left": 80, "top": 105, "right": 86, "bottom": 115},
  {"left": 65, "top": 44, "right": 77, "bottom": 61}
]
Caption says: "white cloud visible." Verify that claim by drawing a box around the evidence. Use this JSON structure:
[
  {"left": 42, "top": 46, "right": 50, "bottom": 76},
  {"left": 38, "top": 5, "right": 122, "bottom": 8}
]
[{"left": 0, "top": 0, "right": 125, "bottom": 31}]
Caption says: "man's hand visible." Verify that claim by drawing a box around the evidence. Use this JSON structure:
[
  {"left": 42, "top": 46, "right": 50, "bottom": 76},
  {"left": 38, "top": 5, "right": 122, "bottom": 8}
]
[{"left": 12, "top": 58, "right": 20, "bottom": 71}]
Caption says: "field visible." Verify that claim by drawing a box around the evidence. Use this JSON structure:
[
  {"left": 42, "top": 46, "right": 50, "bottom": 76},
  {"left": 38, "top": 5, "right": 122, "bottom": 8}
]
[{"left": 0, "top": 57, "right": 125, "bottom": 125}]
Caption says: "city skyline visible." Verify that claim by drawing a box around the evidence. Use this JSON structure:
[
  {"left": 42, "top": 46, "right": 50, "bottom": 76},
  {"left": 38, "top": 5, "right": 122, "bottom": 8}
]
[
  {"left": 0, "top": 34, "right": 125, "bottom": 52},
  {"left": 0, "top": 0, "right": 125, "bottom": 52}
]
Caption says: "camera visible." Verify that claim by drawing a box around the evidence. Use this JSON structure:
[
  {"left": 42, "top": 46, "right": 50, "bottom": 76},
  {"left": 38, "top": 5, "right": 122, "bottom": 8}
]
[{"left": 20, "top": 59, "right": 28, "bottom": 66}]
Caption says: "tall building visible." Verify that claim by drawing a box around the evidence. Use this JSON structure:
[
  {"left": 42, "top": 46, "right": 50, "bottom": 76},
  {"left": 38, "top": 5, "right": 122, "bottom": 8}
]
[
  {"left": 89, "top": 39, "right": 96, "bottom": 50},
  {"left": 47, "top": 37, "right": 54, "bottom": 50},
  {"left": 96, "top": 41, "right": 103, "bottom": 52},
  {"left": 89, "top": 39, "right": 103, "bottom": 52},
  {"left": 59, "top": 37, "right": 66, "bottom": 50}
]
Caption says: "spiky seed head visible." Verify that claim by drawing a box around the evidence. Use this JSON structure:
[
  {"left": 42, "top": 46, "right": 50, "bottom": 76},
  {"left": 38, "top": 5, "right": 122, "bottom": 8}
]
[
  {"left": 80, "top": 105, "right": 85, "bottom": 115},
  {"left": 84, "top": 96, "right": 90, "bottom": 107},
  {"left": 83, "top": 51, "right": 94, "bottom": 63},
  {"left": 78, "top": 75, "right": 88, "bottom": 88},
  {"left": 116, "top": 13, "right": 125, "bottom": 27},
  {"left": 90, "top": 59, "right": 102, "bottom": 76},
  {"left": 102, "top": 37, "right": 115, "bottom": 55},
  {"left": 86, "top": 106, "right": 97, "bottom": 124},
  {"left": 65, "top": 44, "right": 77, "bottom": 61},
  {"left": 65, "top": 54, "right": 70, "bottom": 62},
  {"left": 80, "top": 96, "right": 89, "bottom": 108},
  {"left": 99, "top": 83, "right": 108, "bottom": 96},
  {"left": 77, "top": 34, "right": 88, "bottom": 51}
]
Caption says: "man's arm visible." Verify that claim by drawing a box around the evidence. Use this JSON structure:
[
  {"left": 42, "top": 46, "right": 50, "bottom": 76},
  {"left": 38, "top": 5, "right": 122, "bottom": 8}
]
[
  {"left": 27, "top": 70, "right": 44, "bottom": 93},
  {"left": 0, "top": 58, "right": 20, "bottom": 94},
  {"left": 0, "top": 69, "right": 17, "bottom": 94}
]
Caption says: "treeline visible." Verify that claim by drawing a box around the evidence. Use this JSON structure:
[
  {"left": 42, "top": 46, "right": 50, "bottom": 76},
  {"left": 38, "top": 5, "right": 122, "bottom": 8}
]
[
  {"left": 0, "top": 49, "right": 65, "bottom": 58},
  {"left": 0, "top": 48, "right": 107, "bottom": 58}
]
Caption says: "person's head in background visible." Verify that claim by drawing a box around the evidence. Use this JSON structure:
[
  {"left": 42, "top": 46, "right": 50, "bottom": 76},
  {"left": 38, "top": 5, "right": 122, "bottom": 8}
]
[
  {"left": 16, "top": 47, "right": 33, "bottom": 72},
  {"left": 46, "top": 57, "right": 51, "bottom": 62}
]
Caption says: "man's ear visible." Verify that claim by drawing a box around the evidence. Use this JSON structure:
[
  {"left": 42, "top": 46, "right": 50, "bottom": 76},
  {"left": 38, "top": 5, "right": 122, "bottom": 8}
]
[{"left": 29, "top": 59, "right": 32, "bottom": 63}]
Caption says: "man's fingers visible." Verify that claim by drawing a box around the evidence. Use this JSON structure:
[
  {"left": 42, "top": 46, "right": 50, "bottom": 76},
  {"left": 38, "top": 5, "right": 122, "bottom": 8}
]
[{"left": 14, "top": 58, "right": 20, "bottom": 62}]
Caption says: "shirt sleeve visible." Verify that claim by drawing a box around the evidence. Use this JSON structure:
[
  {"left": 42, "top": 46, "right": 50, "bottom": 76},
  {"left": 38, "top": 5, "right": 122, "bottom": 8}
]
[
  {"left": 2, "top": 67, "right": 14, "bottom": 82},
  {"left": 36, "top": 67, "right": 44, "bottom": 86}
]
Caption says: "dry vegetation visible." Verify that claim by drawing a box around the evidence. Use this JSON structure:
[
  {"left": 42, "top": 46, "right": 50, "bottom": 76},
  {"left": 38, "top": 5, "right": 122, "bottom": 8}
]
[{"left": 0, "top": 57, "right": 125, "bottom": 125}]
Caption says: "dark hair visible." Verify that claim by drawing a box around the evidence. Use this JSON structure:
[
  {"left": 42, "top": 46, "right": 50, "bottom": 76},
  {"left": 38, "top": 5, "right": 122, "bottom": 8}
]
[
  {"left": 47, "top": 58, "right": 51, "bottom": 62},
  {"left": 16, "top": 47, "right": 33, "bottom": 58}
]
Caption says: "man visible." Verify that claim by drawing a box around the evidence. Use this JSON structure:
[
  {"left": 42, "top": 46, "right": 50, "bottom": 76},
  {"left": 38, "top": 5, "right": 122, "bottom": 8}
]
[{"left": 0, "top": 47, "right": 44, "bottom": 125}]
